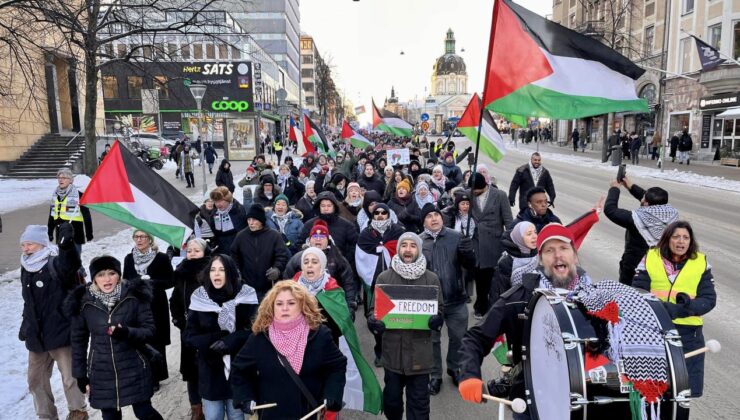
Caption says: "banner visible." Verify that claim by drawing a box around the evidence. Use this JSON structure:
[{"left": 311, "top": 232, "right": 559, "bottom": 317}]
[{"left": 374, "top": 284, "right": 438, "bottom": 330}]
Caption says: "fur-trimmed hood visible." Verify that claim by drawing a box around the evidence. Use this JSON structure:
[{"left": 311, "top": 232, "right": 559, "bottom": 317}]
[{"left": 64, "top": 277, "right": 153, "bottom": 317}]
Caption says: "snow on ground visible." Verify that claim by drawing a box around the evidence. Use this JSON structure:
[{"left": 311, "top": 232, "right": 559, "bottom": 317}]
[
  {"left": 507, "top": 144, "right": 740, "bottom": 193},
  {"left": 0, "top": 228, "right": 173, "bottom": 419},
  {"left": 0, "top": 160, "right": 178, "bottom": 214}
]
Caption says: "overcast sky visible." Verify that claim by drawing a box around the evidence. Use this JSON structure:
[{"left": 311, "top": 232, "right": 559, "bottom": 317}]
[{"left": 300, "top": 0, "right": 551, "bottom": 124}]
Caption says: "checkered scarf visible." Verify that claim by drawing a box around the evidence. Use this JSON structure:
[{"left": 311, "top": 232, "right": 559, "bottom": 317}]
[
  {"left": 574, "top": 280, "right": 668, "bottom": 410},
  {"left": 632, "top": 205, "right": 678, "bottom": 246}
]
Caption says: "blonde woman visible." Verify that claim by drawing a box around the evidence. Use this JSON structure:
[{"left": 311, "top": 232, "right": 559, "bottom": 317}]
[{"left": 230, "top": 280, "right": 347, "bottom": 419}]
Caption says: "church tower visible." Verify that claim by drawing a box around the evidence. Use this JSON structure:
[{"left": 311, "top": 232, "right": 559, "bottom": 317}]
[{"left": 431, "top": 29, "right": 468, "bottom": 96}]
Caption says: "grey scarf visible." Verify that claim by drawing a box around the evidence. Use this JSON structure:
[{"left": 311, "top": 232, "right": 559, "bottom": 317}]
[
  {"left": 132, "top": 247, "right": 156, "bottom": 276},
  {"left": 20, "top": 246, "right": 58, "bottom": 273},
  {"left": 371, "top": 218, "right": 392, "bottom": 235},
  {"left": 632, "top": 205, "right": 678, "bottom": 246},
  {"left": 298, "top": 272, "right": 331, "bottom": 296},
  {"left": 189, "top": 284, "right": 259, "bottom": 333},
  {"left": 54, "top": 183, "right": 78, "bottom": 201},
  {"left": 272, "top": 212, "right": 291, "bottom": 233},
  {"left": 89, "top": 282, "right": 122, "bottom": 312},
  {"left": 391, "top": 254, "right": 428, "bottom": 280}
]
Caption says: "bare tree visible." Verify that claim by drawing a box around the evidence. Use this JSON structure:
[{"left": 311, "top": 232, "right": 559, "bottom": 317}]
[
  {"left": 3, "top": 0, "right": 236, "bottom": 174},
  {"left": 575, "top": 0, "right": 652, "bottom": 63},
  {"left": 314, "top": 54, "right": 338, "bottom": 126}
]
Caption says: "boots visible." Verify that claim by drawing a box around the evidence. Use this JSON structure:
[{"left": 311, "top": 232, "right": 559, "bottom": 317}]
[{"left": 191, "top": 404, "right": 205, "bottom": 420}]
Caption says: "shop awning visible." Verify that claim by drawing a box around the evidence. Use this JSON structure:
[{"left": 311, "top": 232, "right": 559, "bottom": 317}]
[
  {"left": 261, "top": 112, "right": 281, "bottom": 122},
  {"left": 716, "top": 107, "right": 740, "bottom": 118}
]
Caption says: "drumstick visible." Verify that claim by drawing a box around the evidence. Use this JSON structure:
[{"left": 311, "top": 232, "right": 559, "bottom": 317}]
[
  {"left": 685, "top": 339, "right": 721, "bottom": 359},
  {"left": 252, "top": 403, "right": 277, "bottom": 410},
  {"left": 299, "top": 403, "right": 326, "bottom": 420},
  {"left": 482, "top": 394, "right": 527, "bottom": 413}
]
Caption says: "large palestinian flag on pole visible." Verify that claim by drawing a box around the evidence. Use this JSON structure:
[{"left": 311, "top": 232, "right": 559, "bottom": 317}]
[
  {"left": 303, "top": 114, "right": 333, "bottom": 153},
  {"left": 372, "top": 100, "right": 413, "bottom": 137},
  {"left": 80, "top": 141, "right": 199, "bottom": 248},
  {"left": 341, "top": 120, "right": 374, "bottom": 149},
  {"left": 457, "top": 93, "right": 506, "bottom": 163},
  {"left": 316, "top": 286, "right": 382, "bottom": 415},
  {"left": 482, "top": 0, "right": 648, "bottom": 119},
  {"left": 290, "top": 116, "right": 314, "bottom": 156}
]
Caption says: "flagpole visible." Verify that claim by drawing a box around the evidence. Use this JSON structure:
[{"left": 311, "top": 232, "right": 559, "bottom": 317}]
[{"left": 466, "top": 0, "right": 501, "bottom": 238}]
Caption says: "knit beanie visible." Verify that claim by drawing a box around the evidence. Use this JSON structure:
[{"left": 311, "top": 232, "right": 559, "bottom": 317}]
[
  {"left": 20, "top": 225, "right": 49, "bottom": 246},
  {"left": 346, "top": 182, "right": 361, "bottom": 196},
  {"left": 309, "top": 219, "right": 330, "bottom": 238},
  {"left": 274, "top": 194, "right": 290, "bottom": 207},
  {"left": 396, "top": 178, "right": 412, "bottom": 193},
  {"left": 299, "top": 167, "right": 310, "bottom": 177},
  {"left": 454, "top": 191, "right": 471, "bottom": 207},
  {"left": 246, "top": 203, "right": 267, "bottom": 225},
  {"left": 372, "top": 203, "right": 391, "bottom": 218},
  {"left": 302, "top": 246, "right": 327, "bottom": 273},
  {"left": 420, "top": 203, "right": 442, "bottom": 222},
  {"left": 397, "top": 232, "right": 423, "bottom": 256},
  {"left": 89, "top": 255, "right": 122, "bottom": 279}
]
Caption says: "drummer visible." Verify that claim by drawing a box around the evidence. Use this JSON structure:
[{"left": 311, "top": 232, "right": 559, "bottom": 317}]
[{"left": 457, "top": 223, "right": 594, "bottom": 419}]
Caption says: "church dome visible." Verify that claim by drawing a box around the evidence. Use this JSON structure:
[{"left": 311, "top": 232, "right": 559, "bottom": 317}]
[{"left": 434, "top": 54, "right": 466, "bottom": 76}]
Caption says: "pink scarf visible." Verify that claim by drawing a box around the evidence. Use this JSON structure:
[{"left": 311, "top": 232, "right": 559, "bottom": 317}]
[{"left": 269, "top": 315, "right": 309, "bottom": 374}]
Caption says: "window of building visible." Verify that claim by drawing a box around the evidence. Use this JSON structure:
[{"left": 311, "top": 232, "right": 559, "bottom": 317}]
[
  {"left": 232, "top": 46, "right": 241, "bottom": 59},
  {"left": 116, "top": 43, "right": 127, "bottom": 58},
  {"left": 302, "top": 54, "right": 313, "bottom": 64},
  {"left": 679, "top": 37, "right": 691, "bottom": 73},
  {"left": 302, "top": 82, "right": 314, "bottom": 92},
  {"left": 301, "top": 68, "right": 314, "bottom": 78},
  {"left": 127, "top": 76, "right": 143, "bottom": 99},
  {"left": 206, "top": 43, "right": 215, "bottom": 59},
  {"left": 193, "top": 44, "right": 203, "bottom": 59},
  {"left": 682, "top": 0, "right": 694, "bottom": 14},
  {"left": 218, "top": 44, "right": 228, "bottom": 59},
  {"left": 154, "top": 76, "right": 168, "bottom": 99},
  {"left": 709, "top": 24, "right": 722, "bottom": 49},
  {"left": 306, "top": 97, "right": 315, "bottom": 106},
  {"left": 645, "top": 2, "right": 655, "bottom": 16},
  {"left": 734, "top": 21, "right": 740, "bottom": 59},
  {"left": 141, "top": 45, "right": 152, "bottom": 60},
  {"left": 167, "top": 43, "right": 178, "bottom": 59},
  {"left": 300, "top": 39, "right": 313, "bottom": 50},
  {"left": 181, "top": 44, "right": 191, "bottom": 60},
  {"left": 153, "top": 43, "right": 164, "bottom": 60},
  {"left": 644, "top": 25, "right": 655, "bottom": 56},
  {"left": 102, "top": 76, "right": 118, "bottom": 99}
]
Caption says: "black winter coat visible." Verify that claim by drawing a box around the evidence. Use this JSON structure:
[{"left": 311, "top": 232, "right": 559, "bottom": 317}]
[
  {"left": 20, "top": 243, "right": 81, "bottom": 352},
  {"left": 184, "top": 291, "right": 257, "bottom": 401},
  {"left": 387, "top": 196, "right": 422, "bottom": 233},
  {"left": 295, "top": 195, "right": 316, "bottom": 221},
  {"left": 604, "top": 184, "right": 653, "bottom": 285},
  {"left": 283, "top": 246, "right": 358, "bottom": 306},
  {"left": 211, "top": 200, "right": 248, "bottom": 253},
  {"left": 66, "top": 279, "right": 155, "bottom": 410},
  {"left": 358, "top": 174, "right": 386, "bottom": 196},
  {"left": 280, "top": 175, "right": 305, "bottom": 205},
  {"left": 203, "top": 145, "right": 218, "bottom": 164},
  {"left": 489, "top": 231, "right": 537, "bottom": 305},
  {"left": 508, "top": 164, "right": 556, "bottom": 210},
  {"left": 230, "top": 326, "right": 347, "bottom": 420},
  {"left": 170, "top": 257, "right": 210, "bottom": 380},
  {"left": 123, "top": 252, "right": 174, "bottom": 350},
  {"left": 215, "top": 160, "right": 236, "bottom": 193},
  {"left": 252, "top": 185, "right": 282, "bottom": 208},
  {"left": 509, "top": 207, "right": 562, "bottom": 233},
  {"left": 231, "top": 227, "right": 290, "bottom": 294},
  {"left": 297, "top": 196, "right": 359, "bottom": 265},
  {"left": 678, "top": 133, "right": 693, "bottom": 152},
  {"left": 420, "top": 227, "right": 476, "bottom": 306}
]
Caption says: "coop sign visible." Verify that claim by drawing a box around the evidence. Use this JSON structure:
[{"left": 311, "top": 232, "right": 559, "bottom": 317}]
[{"left": 212, "top": 100, "right": 250, "bottom": 112}]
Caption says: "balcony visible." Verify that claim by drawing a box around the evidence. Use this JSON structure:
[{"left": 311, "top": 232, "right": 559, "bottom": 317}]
[{"left": 575, "top": 20, "right": 605, "bottom": 38}]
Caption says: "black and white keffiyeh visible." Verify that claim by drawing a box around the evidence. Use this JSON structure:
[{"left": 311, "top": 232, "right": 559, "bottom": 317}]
[
  {"left": 509, "top": 255, "right": 538, "bottom": 287},
  {"left": 528, "top": 162, "right": 544, "bottom": 186},
  {"left": 632, "top": 205, "right": 678, "bottom": 246},
  {"left": 574, "top": 280, "right": 668, "bottom": 410},
  {"left": 89, "top": 282, "right": 122, "bottom": 311},
  {"left": 132, "top": 247, "right": 156, "bottom": 276},
  {"left": 189, "top": 284, "right": 258, "bottom": 333},
  {"left": 390, "top": 254, "right": 428, "bottom": 280}
]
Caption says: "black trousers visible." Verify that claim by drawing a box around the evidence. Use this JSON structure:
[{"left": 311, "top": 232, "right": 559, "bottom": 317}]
[
  {"left": 383, "top": 370, "right": 430, "bottom": 420},
  {"left": 100, "top": 400, "right": 162, "bottom": 420},
  {"left": 473, "top": 267, "right": 496, "bottom": 315},
  {"left": 678, "top": 325, "right": 705, "bottom": 397},
  {"left": 185, "top": 172, "right": 195, "bottom": 187}
]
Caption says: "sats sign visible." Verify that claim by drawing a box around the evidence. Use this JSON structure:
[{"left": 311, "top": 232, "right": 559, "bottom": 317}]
[{"left": 182, "top": 63, "right": 234, "bottom": 75}]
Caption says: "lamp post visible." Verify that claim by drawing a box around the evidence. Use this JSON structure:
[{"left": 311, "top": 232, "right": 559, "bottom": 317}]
[{"left": 188, "top": 84, "right": 208, "bottom": 195}]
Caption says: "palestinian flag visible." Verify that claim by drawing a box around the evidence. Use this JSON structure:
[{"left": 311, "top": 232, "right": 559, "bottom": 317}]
[
  {"left": 315, "top": 285, "right": 382, "bottom": 414},
  {"left": 457, "top": 93, "right": 506, "bottom": 163},
  {"left": 80, "top": 141, "right": 199, "bottom": 248},
  {"left": 290, "top": 116, "right": 314, "bottom": 157},
  {"left": 374, "top": 284, "right": 439, "bottom": 330},
  {"left": 482, "top": 0, "right": 649, "bottom": 119},
  {"left": 566, "top": 208, "right": 600, "bottom": 250},
  {"left": 372, "top": 100, "right": 413, "bottom": 137},
  {"left": 492, "top": 334, "right": 509, "bottom": 365},
  {"left": 341, "top": 120, "right": 374, "bottom": 149},
  {"left": 303, "top": 114, "right": 332, "bottom": 153}
]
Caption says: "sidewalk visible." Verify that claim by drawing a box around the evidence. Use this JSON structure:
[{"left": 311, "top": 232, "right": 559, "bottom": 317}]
[{"left": 506, "top": 137, "right": 740, "bottom": 182}]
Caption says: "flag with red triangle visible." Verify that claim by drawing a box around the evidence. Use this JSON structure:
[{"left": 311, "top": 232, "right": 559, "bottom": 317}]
[
  {"left": 291, "top": 116, "right": 314, "bottom": 156},
  {"left": 372, "top": 99, "right": 413, "bottom": 137},
  {"left": 341, "top": 120, "right": 373, "bottom": 149},
  {"left": 303, "top": 114, "right": 332, "bottom": 153},
  {"left": 80, "top": 141, "right": 199, "bottom": 248},
  {"left": 457, "top": 93, "right": 506, "bottom": 163},
  {"left": 373, "top": 284, "right": 439, "bottom": 330}
]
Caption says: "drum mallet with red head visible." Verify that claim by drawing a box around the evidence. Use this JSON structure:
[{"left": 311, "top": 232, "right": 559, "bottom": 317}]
[
  {"left": 482, "top": 394, "right": 527, "bottom": 413},
  {"left": 685, "top": 339, "right": 721, "bottom": 359}
]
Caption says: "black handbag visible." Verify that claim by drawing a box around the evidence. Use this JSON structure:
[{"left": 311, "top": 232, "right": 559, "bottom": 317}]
[{"left": 140, "top": 344, "right": 167, "bottom": 382}]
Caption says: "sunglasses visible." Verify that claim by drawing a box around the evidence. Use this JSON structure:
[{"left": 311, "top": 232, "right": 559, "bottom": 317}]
[{"left": 373, "top": 210, "right": 388, "bottom": 216}]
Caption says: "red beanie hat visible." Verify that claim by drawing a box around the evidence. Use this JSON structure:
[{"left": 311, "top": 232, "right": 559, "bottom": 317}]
[
  {"left": 299, "top": 167, "right": 309, "bottom": 177},
  {"left": 536, "top": 223, "right": 575, "bottom": 251},
  {"left": 310, "top": 219, "right": 330, "bottom": 238}
]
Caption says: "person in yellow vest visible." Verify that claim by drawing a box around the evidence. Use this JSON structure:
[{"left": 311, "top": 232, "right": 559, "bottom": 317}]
[
  {"left": 633, "top": 220, "right": 716, "bottom": 397},
  {"left": 47, "top": 168, "right": 93, "bottom": 256},
  {"left": 272, "top": 135, "right": 283, "bottom": 164}
]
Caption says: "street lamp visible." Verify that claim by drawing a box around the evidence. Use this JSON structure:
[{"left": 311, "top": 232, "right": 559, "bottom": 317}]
[{"left": 188, "top": 84, "right": 208, "bottom": 195}]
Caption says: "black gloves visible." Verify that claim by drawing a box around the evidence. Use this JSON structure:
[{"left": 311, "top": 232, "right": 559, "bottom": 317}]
[
  {"left": 428, "top": 315, "right": 444, "bottom": 332},
  {"left": 459, "top": 236, "right": 474, "bottom": 251},
  {"left": 237, "top": 400, "right": 255, "bottom": 415},
  {"left": 663, "top": 302, "right": 684, "bottom": 320},
  {"left": 58, "top": 223, "right": 75, "bottom": 247},
  {"left": 325, "top": 398, "right": 343, "bottom": 411},
  {"left": 676, "top": 292, "right": 692, "bottom": 307},
  {"left": 209, "top": 339, "right": 229, "bottom": 356},
  {"left": 76, "top": 376, "right": 89, "bottom": 394},
  {"left": 265, "top": 267, "right": 281, "bottom": 282},
  {"left": 110, "top": 325, "right": 128, "bottom": 340},
  {"left": 367, "top": 317, "right": 386, "bottom": 335}
]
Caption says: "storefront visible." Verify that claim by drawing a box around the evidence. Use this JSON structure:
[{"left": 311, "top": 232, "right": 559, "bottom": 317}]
[{"left": 699, "top": 92, "right": 740, "bottom": 153}]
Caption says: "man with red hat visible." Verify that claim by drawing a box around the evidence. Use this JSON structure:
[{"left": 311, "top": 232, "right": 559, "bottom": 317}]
[{"left": 456, "top": 223, "right": 593, "bottom": 419}]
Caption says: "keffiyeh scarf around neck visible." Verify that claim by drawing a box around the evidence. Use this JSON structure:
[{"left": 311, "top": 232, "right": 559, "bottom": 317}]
[
  {"left": 537, "top": 268, "right": 592, "bottom": 290},
  {"left": 454, "top": 214, "right": 476, "bottom": 237},
  {"left": 189, "top": 284, "right": 259, "bottom": 333},
  {"left": 54, "top": 183, "right": 78, "bottom": 201},
  {"left": 20, "top": 246, "right": 58, "bottom": 273},
  {"left": 272, "top": 212, "right": 290, "bottom": 233},
  {"left": 132, "top": 247, "right": 156, "bottom": 276},
  {"left": 298, "top": 271, "right": 331, "bottom": 296},
  {"left": 371, "top": 218, "right": 392, "bottom": 234},
  {"left": 391, "top": 254, "right": 428, "bottom": 280},
  {"left": 90, "top": 282, "right": 122, "bottom": 311},
  {"left": 423, "top": 227, "right": 442, "bottom": 240},
  {"left": 215, "top": 202, "right": 235, "bottom": 232},
  {"left": 529, "top": 162, "right": 544, "bottom": 185},
  {"left": 269, "top": 315, "right": 310, "bottom": 374},
  {"left": 509, "top": 254, "right": 538, "bottom": 287},
  {"left": 632, "top": 205, "right": 678, "bottom": 246}
]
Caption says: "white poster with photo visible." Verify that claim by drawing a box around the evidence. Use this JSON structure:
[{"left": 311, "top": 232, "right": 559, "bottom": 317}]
[{"left": 387, "top": 148, "right": 411, "bottom": 166}]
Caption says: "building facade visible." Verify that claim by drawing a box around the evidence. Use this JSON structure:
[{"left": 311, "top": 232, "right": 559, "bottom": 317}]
[
  {"left": 300, "top": 34, "right": 319, "bottom": 115},
  {"left": 431, "top": 29, "right": 468, "bottom": 96}
]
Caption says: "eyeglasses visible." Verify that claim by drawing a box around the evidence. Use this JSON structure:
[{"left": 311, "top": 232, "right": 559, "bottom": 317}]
[
  {"left": 133, "top": 235, "right": 149, "bottom": 240},
  {"left": 311, "top": 233, "right": 328, "bottom": 239},
  {"left": 373, "top": 210, "right": 388, "bottom": 216}
]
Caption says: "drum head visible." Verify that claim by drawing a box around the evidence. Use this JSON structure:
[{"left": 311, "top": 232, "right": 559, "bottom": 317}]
[{"left": 528, "top": 295, "right": 571, "bottom": 420}]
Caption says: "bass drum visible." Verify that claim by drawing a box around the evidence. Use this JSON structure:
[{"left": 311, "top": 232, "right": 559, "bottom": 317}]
[{"left": 522, "top": 288, "right": 691, "bottom": 420}]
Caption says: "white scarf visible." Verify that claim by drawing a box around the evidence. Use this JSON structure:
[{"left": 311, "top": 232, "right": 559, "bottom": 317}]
[
  {"left": 20, "top": 246, "right": 58, "bottom": 273},
  {"left": 391, "top": 254, "right": 428, "bottom": 280},
  {"left": 189, "top": 284, "right": 259, "bottom": 333},
  {"left": 272, "top": 212, "right": 290, "bottom": 233},
  {"left": 529, "top": 162, "right": 544, "bottom": 186},
  {"left": 214, "top": 202, "right": 235, "bottom": 232},
  {"left": 298, "top": 271, "right": 331, "bottom": 296},
  {"left": 454, "top": 214, "right": 476, "bottom": 237}
]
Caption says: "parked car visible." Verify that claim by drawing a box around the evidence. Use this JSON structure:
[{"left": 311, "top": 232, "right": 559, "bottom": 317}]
[{"left": 130, "top": 133, "right": 174, "bottom": 149}]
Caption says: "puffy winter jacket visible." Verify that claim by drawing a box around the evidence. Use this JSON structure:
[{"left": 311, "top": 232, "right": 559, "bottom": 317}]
[
  {"left": 231, "top": 227, "right": 290, "bottom": 295},
  {"left": 297, "top": 192, "right": 359, "bottom": 264},
  {"left": 265, "top": 210, "right": 304, "bottom": 255},
  {"left": 419, "top": 227, "right": 476, "bottom": 306}
]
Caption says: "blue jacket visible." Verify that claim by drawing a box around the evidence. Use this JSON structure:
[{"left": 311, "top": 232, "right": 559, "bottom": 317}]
[{"left": 265, "top": 209, "right": 304, "bottom": 255}]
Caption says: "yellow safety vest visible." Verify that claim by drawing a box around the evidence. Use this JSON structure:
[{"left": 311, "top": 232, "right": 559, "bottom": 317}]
[
  {"left": 645, "top": 248, "right": 706, "bottom": 326},
  {"left": 50, "top": 195, "right": 84, "bottom": 222},
  {"left": 273, "top": 140, "right": 283, "bottom": 152}
]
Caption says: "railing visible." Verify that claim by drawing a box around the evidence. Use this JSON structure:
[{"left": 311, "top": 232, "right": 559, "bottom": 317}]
[{"left": 65, "top": 130, "right": 85, "bottom": 147}]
